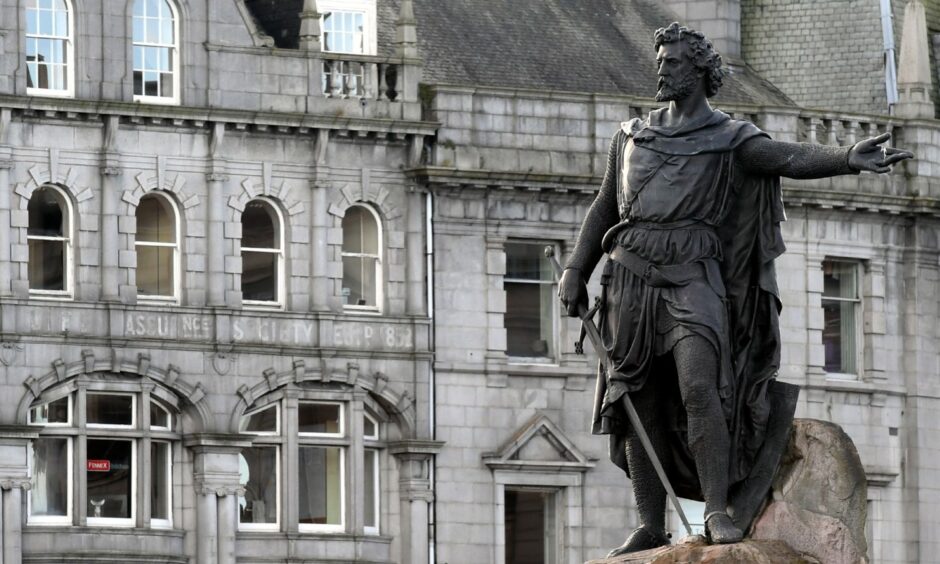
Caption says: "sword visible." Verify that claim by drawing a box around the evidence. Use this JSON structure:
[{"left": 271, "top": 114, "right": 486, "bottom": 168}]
[{"left": 544, "top": 246, "right": 693, "bottom": 537}]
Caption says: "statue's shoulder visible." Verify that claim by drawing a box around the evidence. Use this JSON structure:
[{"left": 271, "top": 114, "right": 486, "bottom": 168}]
[{"left": 619, "top": 117, "right": 644, "bottom": 137}]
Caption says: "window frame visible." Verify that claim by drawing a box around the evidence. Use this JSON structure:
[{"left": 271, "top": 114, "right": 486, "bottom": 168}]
[
  {"left": 134, "top": 191, "right": 182, "bottom": 304},
  {"left": 237, "top": 444, "right": 282, "bottom": 532},
  {"left": 131, "top": 0, "right": 181, "bottom": 105},
  {"left": 503, "top": 241, "right": 559, "bottom": 364},
  {"left": 316, "top": 0, "right": 377, "bottom": 56},
  {"left": 341, "top": 203, "right": 384, "bottom": 314},
  {"left": 85, "top": 392, "right": 137, "bottom": 430},
  {"left": 25, "top": 0, "right": 76, "bottom": 98},
  {"left": 240, "top": 197, "right": 286, "bottom": 309},
  {"left": 27, "top": 184, "right": 74, "bottom": 299},
  {"left": 27, "top": 436, "right": 74, "bottom": 526},
  {"left": 26, "top": 384, "right": 181, "bottom": 529},
  {"left": 821, "top": 258, "right": 863, "bottom": 380}
]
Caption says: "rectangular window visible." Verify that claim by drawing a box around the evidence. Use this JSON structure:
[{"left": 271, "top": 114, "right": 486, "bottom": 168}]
[
  {"left": 364, "top": 448, "right": 379, "bottom": 534},
  {"left": 298, "top": 446, "right": 344, "bottom": 531},
  {"left": 822, "top": 260, "right": 861, "bottom": 376},
  {"left": 298, "top": 402, "right": 343, "bottom": 436},
  {"left": 28, "top": 238, "right": 67, "bottom": 291},
  {"left": 151, "top": 441, "right": 171, "bottom": 526},
  {"left": 504, "top": 489, "right": 556, "bottom": 564},
  {"left": 86, "top": 393, "right": 135, "bottom": 427},
  {"left": 321, "top": 10, "right": 365, "bottom": 54},
  {"left": 29, "top": 437, "right": 71, "bottom": 524},
  {"left": 242, "top": 250, "right": 278, "bottom": 302},
  {"left": 239, "top": 404, "right": 279, "bottom": 435},
  {"left": 86, "top": 438, "right": 134, "bottom": 524},
  {"left": 504, "top": 242, "right": 557, "bottom": 361},
  {"left": 239, "top": 446, "right": 279, "bottom": 529}
]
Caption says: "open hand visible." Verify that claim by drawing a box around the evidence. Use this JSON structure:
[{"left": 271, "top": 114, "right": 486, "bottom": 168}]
[{"left": 848, "top": 132, "right": 914, "bottom": 173}]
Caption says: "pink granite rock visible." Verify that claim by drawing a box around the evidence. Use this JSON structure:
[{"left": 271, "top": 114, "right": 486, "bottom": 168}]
[
  {"left": 585, "top": 537, "right": 818, "bottom": 564},
  {"left": 749, "top": 419, "right": 869, "bottom": 564}
]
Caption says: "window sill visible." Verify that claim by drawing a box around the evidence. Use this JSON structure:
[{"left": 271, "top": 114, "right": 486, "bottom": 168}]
[
  {"left": 237, "top": 530, "right": 392, "bottom": 542},
  {"left": 28, "top": 292, "right": 73, "bottom": 301},
  {"left": 27, "top": 88, "right": 75, "bottom": 99},
  {"left": 25, "top": 524, "right": 184, "bottom": 537},
  {"left": 243, "top": 301, "right": 285, "bottom": 311},
  {"left": 133, "top": 95, "right": 180, "bottom": 106},
  {"left": 342, "top": 306, "right": 382, "bottom": 316}
]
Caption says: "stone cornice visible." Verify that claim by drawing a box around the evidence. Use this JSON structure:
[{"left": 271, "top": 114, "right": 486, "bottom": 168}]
[{"left": 0, "top": 95, "right": 438, "bottom": 138}]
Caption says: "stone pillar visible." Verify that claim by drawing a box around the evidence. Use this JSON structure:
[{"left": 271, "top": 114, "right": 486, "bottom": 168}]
[
  {"left": 660, "top": 0, "right": 741, "bottom": 60},
  {"left": 0, "top": 155, "right": 13, "bottom": 297},
  {"left": 187, "top": 437, "right": 251, "bottom": 564},
  {"left": 206, "top": 171, "right": 228, "bottom": 307},
  {"left": 395, "top": 0, "right": 422, "bottom": 105},
  {"left": 895, "top": 0, "right": 935, "bottom": 119},
  {"left": 389, "top": 440, "right": 443, "bottom": 564},
  {"left": 405, "top": 186, "right": 426, "bottom": 316},
  {"left": 0, "top": 427, "right": 39, "bottom": 564},
  {"left": 100, "top": 164, "right": 122, "bottom": 302},
  {"left": 803, "top": 253, "right": 828, "bottom": 419},
  {"left": 298, "top": 0, "right": 322, "bottom": 51},
  {"left": 310, "top": 181, "right": 331, "bottom": 311}
]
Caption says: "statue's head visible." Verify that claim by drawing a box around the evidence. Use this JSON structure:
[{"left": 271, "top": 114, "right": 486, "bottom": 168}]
[{"left": 653, "top": 22, "right": 723, "bottom": 101}]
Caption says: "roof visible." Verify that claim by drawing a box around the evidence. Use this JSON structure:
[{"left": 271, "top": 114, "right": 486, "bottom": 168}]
[{"left": 247, "top": 0, "right": 795, "bottom": 106}]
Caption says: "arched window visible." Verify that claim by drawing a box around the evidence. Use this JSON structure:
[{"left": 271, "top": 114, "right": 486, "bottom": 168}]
[
  {"left": 27, "top": 185, "right": 72, "bottom": 296},
  {"left": 241, "top": 199, "right": 284, "bottom": 306},
  {"left": 135, "top": 192, "right": 180, "bottom": 301},
  {"left": 25, "top": 0, "right": 74, "bottom": 96},
  {"left": 132, "top": 0, "right": 179, "bottom": 103},
  {"left": 341, "top": 204, "right": 382, "bottom": 311},
  {"left": 238, "top": 389, "right": 387, "bottom": 534},
  {"left": 27, "top": 382, "right": 180, "bottom": 528}
]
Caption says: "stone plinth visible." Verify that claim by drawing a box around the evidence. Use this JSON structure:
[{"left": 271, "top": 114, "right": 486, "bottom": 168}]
[{"left": 585, "top": 538, "right": 817, "bottom": 564}]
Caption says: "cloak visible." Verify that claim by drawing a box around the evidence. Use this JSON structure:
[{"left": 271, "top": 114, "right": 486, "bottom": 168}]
[{"left": 591, "top": 110, "right": 791, "bottom": 502}]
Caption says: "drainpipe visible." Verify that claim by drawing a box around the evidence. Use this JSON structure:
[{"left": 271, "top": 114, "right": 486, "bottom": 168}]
[
  {"left": 425, "top": 189, "right": 437, "bottom": 564},
  {"left": 880, "top": 0, "right": 900, "bottom": 110}
]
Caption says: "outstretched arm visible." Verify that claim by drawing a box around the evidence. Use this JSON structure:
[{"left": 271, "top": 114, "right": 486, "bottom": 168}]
[
  {"left": 736, "top": 132, "right": 913, "bottom": 178},
  {"left": 558, "top": 133, "right": 621, "bottom": 316}
]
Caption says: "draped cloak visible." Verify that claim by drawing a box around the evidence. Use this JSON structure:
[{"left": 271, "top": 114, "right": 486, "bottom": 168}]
[{"left": 591, "top": 109, "right": 787, "bottom": 499}]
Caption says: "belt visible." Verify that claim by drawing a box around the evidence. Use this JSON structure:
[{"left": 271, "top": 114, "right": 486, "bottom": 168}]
[{"left": 608, "top": 246, "right": 704, "bottom": 288}]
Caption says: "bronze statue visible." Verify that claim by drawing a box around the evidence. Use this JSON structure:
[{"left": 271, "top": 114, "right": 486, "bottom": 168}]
[{"left": 558, "top": 22, "right": 913, "bottom": 556}]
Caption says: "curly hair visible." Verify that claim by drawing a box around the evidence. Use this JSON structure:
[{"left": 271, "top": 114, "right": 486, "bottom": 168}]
[{"left": 653, "top": 22, "right": 724, "bottom": 98}]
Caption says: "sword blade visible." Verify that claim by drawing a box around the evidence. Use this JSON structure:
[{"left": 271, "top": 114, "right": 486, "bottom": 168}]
[{"left": 544, "top": 246, "right": 693, "bottom": 537}]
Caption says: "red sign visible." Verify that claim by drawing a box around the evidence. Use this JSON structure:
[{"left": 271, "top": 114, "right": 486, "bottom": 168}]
[{"left": 87, "top": 460, "right": 110, "bottom": 472}]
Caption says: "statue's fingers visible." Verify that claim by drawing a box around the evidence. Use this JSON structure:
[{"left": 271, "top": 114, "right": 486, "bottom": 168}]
[
  {"left": 884, "top": 148, "right": 915, "bottom": 159},
  {"left": 877, "top": 153, "right": 913, "bottom": 167},
  {"left": 859, "top": 132, "right": 892, "bottom": 152}
]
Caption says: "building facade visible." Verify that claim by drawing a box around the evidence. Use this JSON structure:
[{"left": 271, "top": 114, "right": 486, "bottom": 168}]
[{"left": 0, "top": 0, "right": 937, "bottom": 563}]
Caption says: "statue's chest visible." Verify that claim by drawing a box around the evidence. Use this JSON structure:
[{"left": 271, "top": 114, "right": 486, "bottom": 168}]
[{"left": 621, "top": 141, "right": 725, "bottom": 217}]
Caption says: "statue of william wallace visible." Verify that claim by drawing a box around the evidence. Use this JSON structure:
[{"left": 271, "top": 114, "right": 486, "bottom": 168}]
[{"left": 558, "top": 22, "right": 913, "bottom": 556}]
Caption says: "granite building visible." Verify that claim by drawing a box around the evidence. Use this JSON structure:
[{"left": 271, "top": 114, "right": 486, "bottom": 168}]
[{"left": 0, "top": 0, "right": 937, "bottom": 563}]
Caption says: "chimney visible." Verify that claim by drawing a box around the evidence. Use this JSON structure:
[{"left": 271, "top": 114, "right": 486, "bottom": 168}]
[
  {"left": 896, "top": 0, "right": 935, "bottom": 119},
  {"left": 660, "top": 0, "right": 741, "bottom": 60}
]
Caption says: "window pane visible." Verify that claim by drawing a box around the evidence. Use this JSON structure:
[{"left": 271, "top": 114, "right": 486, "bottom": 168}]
[
  {"left": 239, "top": 447, "right": 278, "bottom": 524},
  {"left": 87, "top": 394, "right": 133, "bottom": 426},
  {"left": 87, "top": 439, "right": 133, "bottom": 519},
  {"left": 363, "top": 414, "right": 376, "bottom": 438},
  {"left": 161, "top": 16, "right": 173, "bottom": 44},
  {"left": 823, "top": 299, "right": 857, "bottom": 374},
  {"left": 506, "top": 243, "right": 552, "bottom": 281},
  {"left": 342, "top": 256, "right": 376, "bottom": 307},
  {"left": 159, "top": 71, "right": 174, "bottom": 98},
  {"left": 144, "top": 71, "right": 159, "bottom": 96},
  {"left": 28, "top": 187, "right": 66, "bottom": 237},
  {"left": 242, "top": 201, "right": 278, "bottom": 249},
  {"left": 298, "top": 446, "right": 342, "bottom": 526},
  {"left": 242, "top": 251, "right": 277, "bottom": 302},
  {"left": 364, "top": 449, "right": 377, "bottom": 530},
  {"left": 28, "top": 238, "right": 66, "bottom": 291},
  {"left": 29, "top": 397, "right": 69, "bottom": 424},
  {"left": 823, "top": 262, "right": 858, "bottom": 299},
  {"left": 150, "top": 401, "right": 170, "bottom": 429},
  {"left": 136, "top": 245, "right": 175, "bottom": 297},
  {"left": 505, "top": 490, "right": 553, "bottom": 564},
  {"left": 151, "top": 442, "right": 170, "bottom": 521},
  {"left": 136, "top": 195, "right": 176, "bottom": 243},
  {"left": 27, "top": 10, "right": 37, "bottom": 34},
  {"left": 239, "top": 405, "right": 277, "bottom": 433},
  {"left": 342, "top": 207, "right": 364, "bottom": 253},
  {"left": 505, "top": 282, "right": 555, "bottom": 358},
  {"left": 298, "top": 403, "right": 341, "bottom": 434},
  {"left": 30, "top": 437, "right": 68, "bottom": 517}
]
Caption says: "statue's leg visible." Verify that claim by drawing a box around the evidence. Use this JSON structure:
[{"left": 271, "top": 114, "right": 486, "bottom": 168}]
[
  {"left": 607, "top": 370, "right": 672, "bottom": 556},
  {"left": 672, "top": 335, "right": 742, "bottom": 543}
]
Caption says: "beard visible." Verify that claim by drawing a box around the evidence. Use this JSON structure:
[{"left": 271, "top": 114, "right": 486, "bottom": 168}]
[{"left": 655, "top": 72, "right": 700, "bottom": 102}]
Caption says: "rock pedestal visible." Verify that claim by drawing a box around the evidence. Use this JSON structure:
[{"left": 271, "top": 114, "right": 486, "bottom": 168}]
[
  {"left": 586, "top": 419, "right": 868, "bottom": 563},
  {"left": 586, "top": 537, "right": 817, "bottom": 564},
  {"left": 749, "top": 419, "right": 868, "bottom": 564}
]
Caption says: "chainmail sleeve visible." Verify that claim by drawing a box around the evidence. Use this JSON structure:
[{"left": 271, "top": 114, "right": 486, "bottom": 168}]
[
  {"left": 735, "top": 135, "right": 858, "bottom": 179},
  {"left": 564, "top": 131, "right": 623, "bottom": 278}
]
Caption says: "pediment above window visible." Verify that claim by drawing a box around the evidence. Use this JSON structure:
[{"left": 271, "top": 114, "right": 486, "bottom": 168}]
[{"left": 482, "top": 414, "right": 594, "bottom": 473}]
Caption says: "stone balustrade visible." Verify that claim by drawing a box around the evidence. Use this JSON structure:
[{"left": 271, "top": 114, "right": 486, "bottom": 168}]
[{"left": 321, "top": 54, "right": 402, "bottom": 102}]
